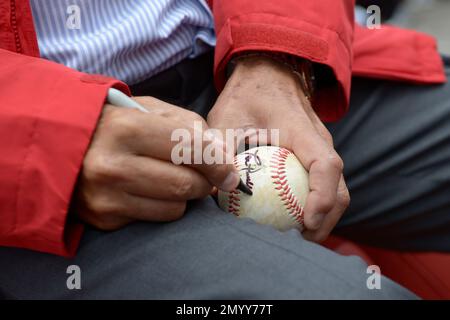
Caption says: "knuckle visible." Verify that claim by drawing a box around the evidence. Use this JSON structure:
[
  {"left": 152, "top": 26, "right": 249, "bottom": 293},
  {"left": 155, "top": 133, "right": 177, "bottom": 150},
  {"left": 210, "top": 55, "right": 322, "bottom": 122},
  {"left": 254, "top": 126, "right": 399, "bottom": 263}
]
[
  {"left": 323, "top": 131, "right": 334, "bottom": 146},
  {"left": 206, "top": 109, "right": 223, "bottom": 127},
  {"left": 206, "top": 110, "right": 215, "bottom": 124},
  {"left": 340, "top": 190, "right": 351, "bottom": 208},
  {"left": 80, "top": 197, "right": 125, "bottom": 231},
  {"left": 82, "top": 150, "right": 129, "bottom": 183},
  {"left": 77, "top": 186, "right": 96, "bottom": 211},
  {"left": 109, "top": 112, "right": 138, "bottom": 138},
  {"left": 79, "top": 185, "right": 119, "bottom": 216},
  {"left": 83, "top": 153, "right": 123, "bottom": 183},
  {"left": 86, "top": 195, "right": 115, "bottom": 216},
  {"left": 173, "top": 109, "right": 205, "bottom": 126},
  {"left": 327, "top": 154, "right": 344, "bottom": 172},
  {"left": 169, "top": 172, "right": 194, "bottom": 199},
  {"left": 184, "top": 109, "right": 204, "bottom": 122}
]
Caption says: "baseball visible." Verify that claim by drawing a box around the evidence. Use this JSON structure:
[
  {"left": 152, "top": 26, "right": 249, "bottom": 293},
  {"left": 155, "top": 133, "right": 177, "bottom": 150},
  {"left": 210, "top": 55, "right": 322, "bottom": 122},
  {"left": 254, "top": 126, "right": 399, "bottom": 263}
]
[{"left": 218, "top": 146, "right": 309, "bottom": 231}]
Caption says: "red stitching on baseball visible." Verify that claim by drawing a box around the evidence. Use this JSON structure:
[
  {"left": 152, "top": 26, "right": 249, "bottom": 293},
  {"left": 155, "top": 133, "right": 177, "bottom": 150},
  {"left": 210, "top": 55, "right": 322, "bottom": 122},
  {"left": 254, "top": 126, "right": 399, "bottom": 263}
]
[
  {"left": 270, "top": 148, "right": 305, "bottom": 226},
  {"left": 227, "top": 157, "right": 241, "bottom": 216}
]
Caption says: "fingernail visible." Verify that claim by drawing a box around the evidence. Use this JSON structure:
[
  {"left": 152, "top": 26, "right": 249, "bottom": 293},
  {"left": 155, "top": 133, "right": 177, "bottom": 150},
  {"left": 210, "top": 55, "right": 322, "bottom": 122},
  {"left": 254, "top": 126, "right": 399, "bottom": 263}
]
[
  {"left": 220, "top": 171, "right": 240, "bottom": 192},
  {"left": 311, "top": 213, "right": 326, "bottom": 230}
]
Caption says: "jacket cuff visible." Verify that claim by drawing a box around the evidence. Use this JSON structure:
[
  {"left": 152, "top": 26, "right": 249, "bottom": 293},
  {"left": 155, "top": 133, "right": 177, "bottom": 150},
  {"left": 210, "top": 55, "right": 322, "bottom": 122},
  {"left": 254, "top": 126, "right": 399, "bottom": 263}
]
[
  {"left": 352, "top": 25, "right": 446, "bottom": 84},
  {"left": 213, "top": 13, "right": 352, "bottom": 122}
]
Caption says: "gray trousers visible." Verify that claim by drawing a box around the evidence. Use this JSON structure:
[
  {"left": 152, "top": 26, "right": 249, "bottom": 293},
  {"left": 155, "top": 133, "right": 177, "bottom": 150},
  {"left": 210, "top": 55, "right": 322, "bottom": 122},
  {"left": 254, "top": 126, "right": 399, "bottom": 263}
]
[{"left": 1, "top": 54, "right": 449, "bottom": 299}]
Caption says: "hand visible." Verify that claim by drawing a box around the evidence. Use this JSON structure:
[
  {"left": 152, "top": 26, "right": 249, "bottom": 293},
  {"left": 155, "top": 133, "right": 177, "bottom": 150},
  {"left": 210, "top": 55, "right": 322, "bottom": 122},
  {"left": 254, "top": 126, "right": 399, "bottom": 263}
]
[
  {"left": 75, "top": 97, "right": 240, "bottom": 230},
  {"left": 207, "top": 56, "right": 350, "bottom": 242}
]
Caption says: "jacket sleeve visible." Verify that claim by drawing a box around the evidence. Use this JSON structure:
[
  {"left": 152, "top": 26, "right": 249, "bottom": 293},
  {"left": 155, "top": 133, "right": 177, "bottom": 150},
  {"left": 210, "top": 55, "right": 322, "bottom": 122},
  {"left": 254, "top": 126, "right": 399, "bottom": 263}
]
[
  {"left": 0, "top": 49, "right": 129, "bottom": 257},
  {"left": 352, "top": 24, "right": 446, "bottom": 84},
  {"left": 208, "top": 0, "right": 356, "bottom": 122}
]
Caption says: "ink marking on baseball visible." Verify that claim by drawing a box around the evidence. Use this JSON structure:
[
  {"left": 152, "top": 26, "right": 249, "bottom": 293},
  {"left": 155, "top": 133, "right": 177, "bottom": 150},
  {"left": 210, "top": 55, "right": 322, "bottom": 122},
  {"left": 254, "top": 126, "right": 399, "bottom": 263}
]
[
  {"left": 218, "top": 146, "right": 310, "bottom": 231},
  {"left": 241, "top": 149, "right": 262, "bottom": 190}
]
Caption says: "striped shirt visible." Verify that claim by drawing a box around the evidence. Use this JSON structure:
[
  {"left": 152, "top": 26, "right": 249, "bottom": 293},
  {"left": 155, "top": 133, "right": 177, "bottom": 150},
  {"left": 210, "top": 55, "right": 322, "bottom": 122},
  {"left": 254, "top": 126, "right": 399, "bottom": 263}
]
[{"left": 30, "top": 0, "right": 216, "bottom": 85}]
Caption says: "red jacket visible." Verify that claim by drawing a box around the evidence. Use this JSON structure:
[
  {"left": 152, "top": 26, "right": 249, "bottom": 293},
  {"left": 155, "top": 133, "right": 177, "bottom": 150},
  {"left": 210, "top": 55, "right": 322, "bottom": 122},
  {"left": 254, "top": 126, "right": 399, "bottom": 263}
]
[{"left": 0, "top": 0, "right": 446, "bottom": 257}]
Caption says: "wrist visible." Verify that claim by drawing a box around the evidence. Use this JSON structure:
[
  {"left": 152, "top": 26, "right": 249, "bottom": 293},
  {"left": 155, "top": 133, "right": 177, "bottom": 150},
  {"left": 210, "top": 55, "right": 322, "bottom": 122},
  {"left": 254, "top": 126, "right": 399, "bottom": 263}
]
[
  {"left": 228, "top": 56, "right": 299, "bottom": 93},
  {"left": 228, "top": 52, "right": 315, "bottom": 101}
]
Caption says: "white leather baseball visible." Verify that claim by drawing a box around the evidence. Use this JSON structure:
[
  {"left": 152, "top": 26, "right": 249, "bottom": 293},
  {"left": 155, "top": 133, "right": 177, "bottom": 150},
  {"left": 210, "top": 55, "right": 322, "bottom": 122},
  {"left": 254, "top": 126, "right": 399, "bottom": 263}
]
[{"left": 218, "top": 146, "right": 309, "bottom": 231}]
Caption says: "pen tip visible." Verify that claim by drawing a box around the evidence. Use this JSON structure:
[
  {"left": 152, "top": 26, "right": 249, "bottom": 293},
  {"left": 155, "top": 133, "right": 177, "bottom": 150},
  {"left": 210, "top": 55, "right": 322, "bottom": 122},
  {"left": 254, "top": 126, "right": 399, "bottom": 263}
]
[{"left": 237, "top": 179, "right": 253, "bottom": 196}]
